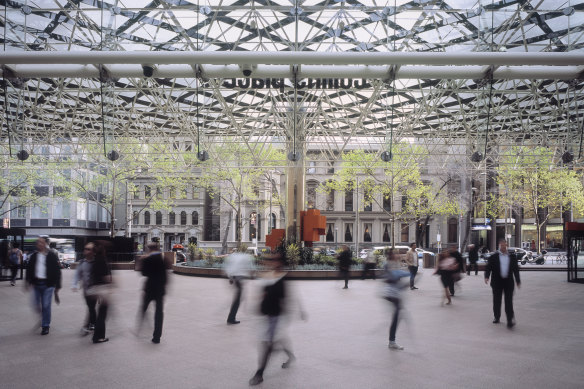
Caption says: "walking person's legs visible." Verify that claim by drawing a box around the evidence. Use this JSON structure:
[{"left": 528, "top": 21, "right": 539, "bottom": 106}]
[
  {"left": 136, "top": 292, "right": 152, "bottom": 334},
  {"left": 227, "top": 278, "right": 242, "bottom": 323},
  {"left": 93, "top": 298, "right": 109, "bottom": 343},
  {"left": 387, "top": 298, "right": 403, "bottom": 349},
  {"left": 10, "top": 264, "right": 18, "bottom": 285},
  {"left": 84, "top": 294, "right": 98, "bottom": 329},
  {"left": 408, "top": 266, "right": 418, "bottom": 289},
  {"left": 492, "top": 286, "right": 503, "bottom": 322},
  {"left": 503, "top": 281, "right": 515, "bottom": 327},
  {"left": 152, "top": 295, "right": 164, "bottom": 343},
  {"left": 250, "top": 316, "right": 279, "bottom": 386}
]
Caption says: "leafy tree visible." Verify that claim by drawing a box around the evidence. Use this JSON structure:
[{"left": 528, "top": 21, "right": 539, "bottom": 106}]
[
  {"left": 495, "top": 146, "right": 584, "bottom": 253},
  {"left": 402, "top": 178, "right": 461, "bottom": 247},
  {"left": 58, "top": 141, "right": 188, "bottom": 237},
  {"left": 323, "top": 143, "right": 442, "bottom": 247},
  {"left": 196, "top": 142, "right": 285, "bottom": 252}
]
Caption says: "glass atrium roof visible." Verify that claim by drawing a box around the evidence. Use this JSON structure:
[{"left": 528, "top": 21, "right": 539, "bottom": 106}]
[{"left": 2, "top": 0, "right": 584, "bottom": 167}]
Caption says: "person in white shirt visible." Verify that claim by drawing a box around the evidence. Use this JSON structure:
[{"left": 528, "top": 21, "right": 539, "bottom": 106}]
[
  {"left": 485, "top": 239, "right": 521, "bottom": 328},
  {"left": 223, "top": 248, "right": 254, "bottom": 324}
]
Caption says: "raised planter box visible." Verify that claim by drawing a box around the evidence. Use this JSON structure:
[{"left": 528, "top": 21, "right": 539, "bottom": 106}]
[{"left": 172, "top": 264, "right": 385, "bottom": 279}]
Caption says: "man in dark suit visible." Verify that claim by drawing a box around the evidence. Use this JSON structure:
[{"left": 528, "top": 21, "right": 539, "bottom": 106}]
[
  {"left": 25, "top": 237, "right": 62, "bottom": 335},
  {"left": 485, "top": 239, "right": 521, "bottom": 328}
]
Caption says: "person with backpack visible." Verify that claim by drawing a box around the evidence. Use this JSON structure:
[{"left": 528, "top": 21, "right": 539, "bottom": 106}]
[{"left": 9, "top": 243, "right": 23, "bottom": 286}]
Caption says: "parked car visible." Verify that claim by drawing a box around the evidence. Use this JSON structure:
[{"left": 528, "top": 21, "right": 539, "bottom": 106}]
[
  {"left": 359, "top": 249, "right": 371, "bottom": 259},
  {"left": 175, "top": 250, "right": 187, "bottom": 263},
  {"left": 479, "top": 247, "right": 529, "bottom": 262},
  {"left": 416, "top": 248, "right": 436, "bottom": 259}
]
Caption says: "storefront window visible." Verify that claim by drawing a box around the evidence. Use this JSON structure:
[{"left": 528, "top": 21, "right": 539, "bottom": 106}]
[{"left": 546, "top": 225, "right": 563, "bottom": 249}]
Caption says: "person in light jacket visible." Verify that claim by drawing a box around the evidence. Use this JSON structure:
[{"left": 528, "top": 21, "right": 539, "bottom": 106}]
[{"left": 405, "top": 243, "right": 419, "bottom": 290}]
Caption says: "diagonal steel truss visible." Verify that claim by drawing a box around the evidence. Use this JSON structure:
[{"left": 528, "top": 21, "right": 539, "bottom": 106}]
[{"left": 2, "top": 0, "right": 584, "bottom": 169}]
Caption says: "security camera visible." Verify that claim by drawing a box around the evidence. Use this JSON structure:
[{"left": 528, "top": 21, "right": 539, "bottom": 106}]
[
  {"left": 142, "top": 64, "right": 156, "bottom": 77},
  {"left": 107, "top": 150, "right": 120, "bottom": 161},
  {"left": 197, "top": 151, "right": 209, "bottom": 162},
  {"left": 241, "top": 64, "right": 253, "bottom": 77},
  {"left": 16, "top": 149, "right": 29, "bottom": 161}
]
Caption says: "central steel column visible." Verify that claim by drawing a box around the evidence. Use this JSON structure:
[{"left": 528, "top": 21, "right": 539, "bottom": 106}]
[{"left": 286, "top": 157, "right": 305, "bottom": 242}]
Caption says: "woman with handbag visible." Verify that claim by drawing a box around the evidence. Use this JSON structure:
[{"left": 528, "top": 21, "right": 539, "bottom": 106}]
[{"left": 435, "top": 251, "right": 457, "bottom": 305}]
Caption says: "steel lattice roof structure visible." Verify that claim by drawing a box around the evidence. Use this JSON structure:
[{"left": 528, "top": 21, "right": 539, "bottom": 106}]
[{"left": 2, "top": 0, "right": 584, "bottom": 168}]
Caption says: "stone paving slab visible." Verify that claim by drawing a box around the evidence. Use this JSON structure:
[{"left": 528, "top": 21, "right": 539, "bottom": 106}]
[{"left": 1, "top": 269, "right": 583, "bottom": 389}]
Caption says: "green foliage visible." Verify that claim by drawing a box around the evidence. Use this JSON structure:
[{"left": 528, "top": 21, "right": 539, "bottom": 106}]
[
  {"left": 187, "top": 243, "right": 203, "bottom": 262},
  {"left": 195, "top": 142, "right": 286, "bottom": 245},
  {"left": 495, "top": 146, "right": 584, "bottom": 252},
  {"left": 300, "top": 247, "right": 314, "bottom": 265},
  {"left": 285, "top": 242, "right": 301, "bottom": 269},
  {"left": 52, "top": 140, "right": 190, "bottom": 236}
]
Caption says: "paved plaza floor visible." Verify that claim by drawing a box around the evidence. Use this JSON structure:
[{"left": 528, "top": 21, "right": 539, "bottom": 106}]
[{"left": 1, "top": 269, "right": 583, "bottom": 389}]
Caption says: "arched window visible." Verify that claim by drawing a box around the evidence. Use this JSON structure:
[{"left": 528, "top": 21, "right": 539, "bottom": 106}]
[
  {"left": 132, "top": 211, "right": 139, "bottom": 225},
  {"left": 155, "top": 211, "right": 162, "bottom": 225},
  {"left": 345, "top": 224, "right": 353, "bottom": 242},
  {"left": 270, "top": 213, "right": 276, "bottom": 230},
  {"left": 364, "top": 223, "right": 372, "bottom": 242},
  {"left": 168, "top": 211, "right": 175, "bottom": 225},
  {"left": 192, "top": 211, "right": 199, "bottom": 225},
  {"left": 326, "top": 188, "right": 335, "bottom": 211},
  {"left": 345, "top": 189, "right": 353, "bottom": 211},
  {"left": 249, "top": 212, "right": 261, "bottom": 240},
  {"left": 306, "top": 180, "right": 318, "bottom": 209},
  {"left": 326, "top": 224, "right": 334, "bottom": 242},
  {"left": 144, "top": 211, "right": 150, "bottom": 225},
  {"left": 383, "top": 224, "right": 391, "bottom": 242},
  {"left": 448, "top": 217, "right": 458, "bottom": 243},
  {"left": 180, "top": 211, "right": 187, "bottom": 225}
]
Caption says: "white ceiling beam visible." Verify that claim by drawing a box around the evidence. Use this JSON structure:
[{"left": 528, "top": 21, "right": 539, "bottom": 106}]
[
  {"left": 1, "top": 51, "right": 584, "bottom": 66},
  {"left": 3, "top": 64, "right": 582, "bottom": 80}
]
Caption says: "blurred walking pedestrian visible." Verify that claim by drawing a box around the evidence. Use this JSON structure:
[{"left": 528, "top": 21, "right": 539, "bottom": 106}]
[
  {"left": 249, "top": 252, "right": 306, "bottom": 386},
  {"left": 223, "top": 247, "right": 254, "bottom": 324},
  {"left": 137, "top": 242, "right": 168, "bottom": 344},
  {"left": 381, "top": 248, "right": 411, "bottom": 350},
  {"left": 25, "top": 237, "right": 62, "bottom": 335},
  {"left": 71, "top": 242, "right": 97, "bottom": 336},
  {"left": 9, "top": 242, "right": 23, "bottom": 286},
  {"left": 467, "top": 244, "right": 479, "bottom": 276},
  {"left": 86, "top": 241, "right": 112, "bottom": 344},
  {"left": 337, "top": 245, "right": 352, "bottom": 289},
  {"left": 448, "top": 248, "right": 465, "bottom": 296},
  {"left": 435, "top": 251, "right": 457, "bottom": 305}
]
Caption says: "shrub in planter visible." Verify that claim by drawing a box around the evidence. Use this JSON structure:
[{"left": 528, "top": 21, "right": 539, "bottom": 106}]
[
  {"left": 285, "top": 243, "right": 301, "bottom": 269},
  {"left": 300, "top": 247, "right": 314, "bottom": 265}
]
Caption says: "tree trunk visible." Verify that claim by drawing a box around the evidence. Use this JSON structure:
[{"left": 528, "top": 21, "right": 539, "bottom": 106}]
[
  {"left": 235, "top": 207, "right": 242, "bottom": 247},
  {"left": 221, "top": 209, "right": 233, "bottom": 254}
]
